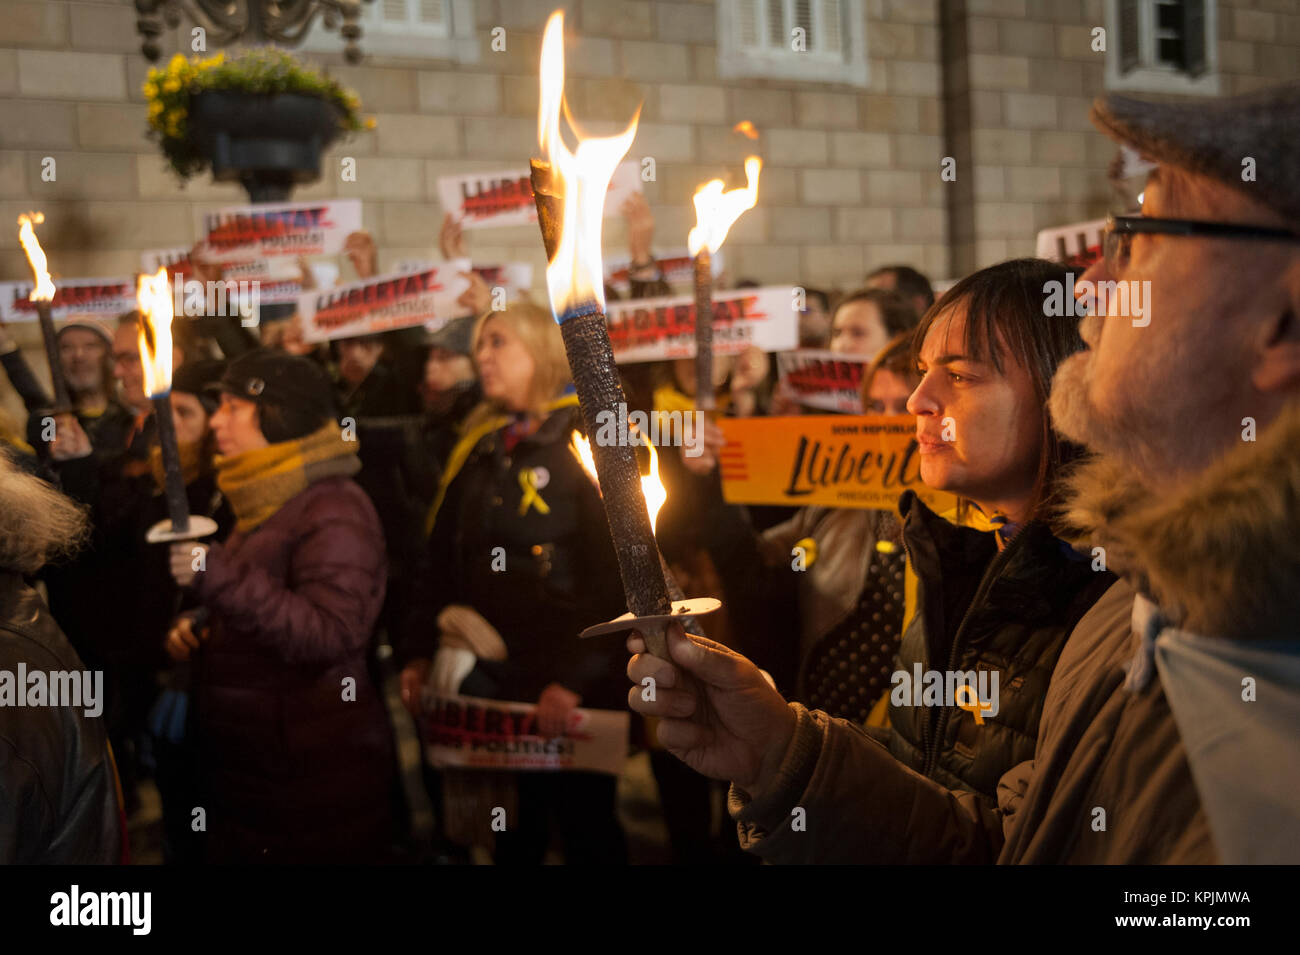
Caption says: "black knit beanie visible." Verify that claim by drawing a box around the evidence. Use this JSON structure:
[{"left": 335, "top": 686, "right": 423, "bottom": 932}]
[{"left": 218, "top": 349, "right": 337, "bottom": 444}]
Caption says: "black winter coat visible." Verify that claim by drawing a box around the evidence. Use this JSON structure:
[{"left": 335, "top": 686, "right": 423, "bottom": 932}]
[
  {"left": 0, "top": 570, "right": 121, "bottom": 863},
  {"left": 880, "top": 491, "right": 1116, "bottom": 800},
  {"left": 400, "top": 402, "right": 630, "bottom": 710}
]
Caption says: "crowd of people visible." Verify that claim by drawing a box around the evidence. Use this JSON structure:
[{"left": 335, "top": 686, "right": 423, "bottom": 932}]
[{"left": 1, "top": 81, "right": 1296, "bottom": 865}]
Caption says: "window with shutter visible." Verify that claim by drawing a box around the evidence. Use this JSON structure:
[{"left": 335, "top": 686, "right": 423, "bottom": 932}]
[
  {"left": 1119, "top": 0, "right": 1140, "bottom": 74},
  {"left": 719, "top": 0, "right": 868, "bottom": 86},
  {"left": 1106, "top": 0, "right": 1218, "bottom": 95},
  {"left": 1182, "top": 0, "right": 1207, "bottom": 77},
  {"left": 298, "top": 0, "right": 477, "bottom": 61}
]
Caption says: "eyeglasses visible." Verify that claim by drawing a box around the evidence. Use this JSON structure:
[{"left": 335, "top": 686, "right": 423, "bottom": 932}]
[{"left": 1103, "top": 214, "right": 1300, "bottom": 271}]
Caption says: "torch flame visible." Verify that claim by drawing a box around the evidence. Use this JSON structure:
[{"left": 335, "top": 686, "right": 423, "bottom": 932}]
[
  {"left": 17, "top": 213, "right": 56, "bottom": 303},
  {"left": 733, "top": 120, "right": 759, "bottom": 140},
  {"left": 687, "top": 156, "right": 762, "bottom": 257},
  {"left": 570, "top": 428, "right": 667, "bottom": 533},
  {"left": 136, "top": 266, "right": 175, "bottom": 397},
  {"left": 539, "top": 10, "right": 640, "bottom": 317}
]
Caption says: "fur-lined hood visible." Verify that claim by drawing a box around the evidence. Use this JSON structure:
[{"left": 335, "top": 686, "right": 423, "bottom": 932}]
[{"left": 1058, "top": 401, "right": 1300, "bottom": 641}]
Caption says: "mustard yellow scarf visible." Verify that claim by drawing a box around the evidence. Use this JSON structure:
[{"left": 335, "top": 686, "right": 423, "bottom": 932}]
[
  {"left": 216, "top": 422, "right": 360, "bottom": 533},
  {"left": 149, "top": 441, "right": 209, "bottom": 491}
]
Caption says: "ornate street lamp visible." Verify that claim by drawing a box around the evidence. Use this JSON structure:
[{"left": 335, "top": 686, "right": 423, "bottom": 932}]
[{"left": 134, "top": 0, "right": 373, "bottom": 64}]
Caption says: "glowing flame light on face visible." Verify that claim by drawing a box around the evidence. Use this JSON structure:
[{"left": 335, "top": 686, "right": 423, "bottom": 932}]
[
  {"left": 17, "top": 213, "right": 56, "bottom": 303},
  {"left": 136, "top": 266, "right": 175, "bottom": 397},
  {"left": 570, "top": 429, "right": 667, "bottom": 533},
  {"left": 539, "top": 11, "right": 639, "bottom": 317},
  {"left": 687, "top": 156, "right": 762, "bottom": 257}
]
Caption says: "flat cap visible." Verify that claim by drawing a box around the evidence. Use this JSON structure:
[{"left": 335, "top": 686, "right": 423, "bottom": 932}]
[{"left": 1091, "top": 81, "right": 1300, "bottom": 222}]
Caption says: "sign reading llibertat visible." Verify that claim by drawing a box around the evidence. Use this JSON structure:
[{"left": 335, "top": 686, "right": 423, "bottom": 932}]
[
  {"left": 718, "top": 414, "right": 958, "bottom": 512},
  {"left": 0, "top": 276, "right": 135, "bottom": 322},
  {"left": 142, "top": 247, "right": 305, "bottom": 306},
  {"left": 298, "top": 260, "right": 472, "bottom": 343},
  {"left": 436, "top": 161, "right": 642, "bottom": 230},
  {"left": 604, "top": 246, "right": 723, "bottom": 295},
  {"left": 606, "top": 285, "right": 798, "bottom": 364},
  {"left": 423, "top": 692, "right": 630, "bottom": 775},
  {"left": 776, "top": 349, "right": 867, "bottom": 414},
  {"left": 195, "top": 199, "right": 363, "bottom": 264}
]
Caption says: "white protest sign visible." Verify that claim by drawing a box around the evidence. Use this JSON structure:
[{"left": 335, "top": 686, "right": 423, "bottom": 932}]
[
  {"left": 605, "top": 285, "right": 798, "bottom": 364},
  {"left": 298, "top": 259, "right": 472, "bottom": 343},
  {"left": 1036, "top": 218, "right": 1107, "bottom": 269},
  {"left": 437, "top": 161, "right": 641, "bottom": 230},
  {"left": 604, "top": 246, "right": 723, "bottom": 295},
  {"left": 142, "top": 247, "right": 305, "bottom": 305},
  {"left": 776, "top": 349, "right": 867, "bottom": 414},
  {"left": 196, "top": 199, "right": 362, "bottom": 264},
  {"left": 0, "top": 276, "right": 135, "bottom": 322},
  {"left": 422, "top": 692, "right": 630, "bottom": 775}
]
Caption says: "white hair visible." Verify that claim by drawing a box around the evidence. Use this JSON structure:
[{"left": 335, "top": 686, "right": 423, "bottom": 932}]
[{"left": 0, "top": 451, "right": 88, "bottom": 573}]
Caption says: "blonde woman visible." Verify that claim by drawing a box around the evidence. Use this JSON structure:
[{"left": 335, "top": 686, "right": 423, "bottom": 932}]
[{"left": 398, "top": 303, "right": 629, "bottom": 865}]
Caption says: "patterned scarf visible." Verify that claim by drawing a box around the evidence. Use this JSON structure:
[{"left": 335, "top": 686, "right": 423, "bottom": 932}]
[{"left": 216, "top": 422, "right": 360, "bottom": 533}]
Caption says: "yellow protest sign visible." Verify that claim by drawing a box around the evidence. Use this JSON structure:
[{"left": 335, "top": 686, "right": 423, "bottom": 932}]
[{"left": 718, "top": 414, "right": 958, "bottom": 513}]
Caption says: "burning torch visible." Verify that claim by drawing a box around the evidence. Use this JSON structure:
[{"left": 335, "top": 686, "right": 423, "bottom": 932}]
[
  {"left": 531, "top": 10, "right": 717, "bottom": 658},
  {"left": 687, "top": 153, "right": 761, "bottom": 411},
  {"left": 137, "top": 267, "right": 219, "bottom": 545},
  {"left": 16, "top": 213, "right": 73, "bottom": 414}
]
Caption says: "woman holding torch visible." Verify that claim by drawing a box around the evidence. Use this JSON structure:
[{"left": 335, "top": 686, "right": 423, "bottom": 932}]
[
  {"left": 397, "top": 303, "right": 631, "bottom": 865},
  {"left": 166, "top": 349, "right": 396, "bottom": 863}
]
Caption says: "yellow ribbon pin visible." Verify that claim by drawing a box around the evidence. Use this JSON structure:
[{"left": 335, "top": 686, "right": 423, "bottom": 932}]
[
  {"left": 794, "top": 536, "right": 818, "bottom": 568},
  {"left": 518, "top": 468, "right": 551, "bottom": 516},
  {"left": 954, "top": 684, "right": 992, "bottom": 725}
]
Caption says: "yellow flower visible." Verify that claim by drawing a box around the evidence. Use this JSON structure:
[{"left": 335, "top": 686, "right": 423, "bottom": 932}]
[
  {"left": 364, "top": 116, "right": 377, "bottom": 130},
  {"left": 163, "top": 77, "right": 181, "bottom": 93},
  {"left": 168, "top": 53, "right": 186, "bottom": 73},
  {"left": 149, "top": 101, "right": 164, "bottom": 117},
  {"left": 143, "top": 80, "right": 158, "bottom": 99}
]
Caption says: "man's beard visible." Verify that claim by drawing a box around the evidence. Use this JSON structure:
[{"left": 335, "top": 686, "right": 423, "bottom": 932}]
[
  {"left": 1049, "top": 351, "right": 1163, "bottom": 482},
  {"left": 66, "top": 368, "right": 101, "bottom": 392},
  {"left": 1049, "top": 352, "right": 1124, "bottom": 455}
]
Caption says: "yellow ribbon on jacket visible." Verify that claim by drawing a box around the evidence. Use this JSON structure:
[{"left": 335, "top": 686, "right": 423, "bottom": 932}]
[
  {"left": 517, "top": 468, "right": 550, "bottom": 516},
  {"left": 424, "top": 393, "right": 580, "bottom": 538}
]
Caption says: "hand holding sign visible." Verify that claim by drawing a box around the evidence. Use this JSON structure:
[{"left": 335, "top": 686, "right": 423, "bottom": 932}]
[
  {"left": 623, "top": 193, "right": 655, "bottom": 265},
  {"left": 439, "top": 212, "right": 468, "bottom": 260},
  {"left": 457, "top": 271, "right": 492, "bottom": 315},
  {"left": 537, "top": 682, "right": 581, "bottom": 738},
  {"left": 343, "top": 230, "right": 378, "bottom": 280}
]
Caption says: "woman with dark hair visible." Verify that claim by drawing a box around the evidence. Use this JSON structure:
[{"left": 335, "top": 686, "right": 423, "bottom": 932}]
[
  {"left": 876, "top": 257, "right": 1117, "bottom": 799},
  {"left": 829, "top": 287, "right": 919, "bottom": 357},
  {"left": 165, "top": 348, "right": 396, "bottom": 863}
]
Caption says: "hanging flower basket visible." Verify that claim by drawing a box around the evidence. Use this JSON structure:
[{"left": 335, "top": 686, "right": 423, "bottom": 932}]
[{"left": 144, "top": 49, "right": 375, "bottom": 200}]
